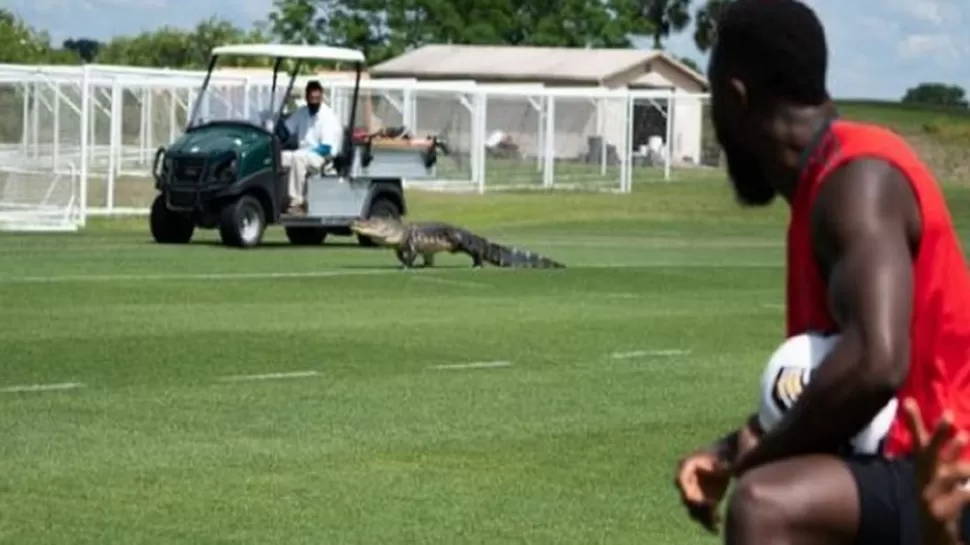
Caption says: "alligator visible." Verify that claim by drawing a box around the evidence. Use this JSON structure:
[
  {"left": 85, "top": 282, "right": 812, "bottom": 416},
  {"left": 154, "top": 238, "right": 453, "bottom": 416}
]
[{"left": 350, "top": 217, "right": 566, "bottom": 269}]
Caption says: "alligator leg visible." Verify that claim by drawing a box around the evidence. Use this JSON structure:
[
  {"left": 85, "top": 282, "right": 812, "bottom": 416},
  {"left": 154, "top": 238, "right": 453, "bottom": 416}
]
[
  {"left": 396, "top": 247, "right": 418, "bottom": 269},
  {"left": 470, "top": 252, "right": 484, "bottom": 269},
  {"left": 457, "top": 235, "right": 487, "bottom": 268}
]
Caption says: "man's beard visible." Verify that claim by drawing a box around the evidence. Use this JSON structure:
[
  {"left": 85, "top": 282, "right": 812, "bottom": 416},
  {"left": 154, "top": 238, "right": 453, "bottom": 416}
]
[{"left": 721, "top": 142, "right": 777, "bottom": 207}]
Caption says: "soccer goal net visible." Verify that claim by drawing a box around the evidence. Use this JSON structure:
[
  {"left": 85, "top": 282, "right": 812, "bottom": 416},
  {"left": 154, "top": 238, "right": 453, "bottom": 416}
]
[
  {"left": 0, "top": 164, "right": 81, "bottom": 232},
  {"left": 0, "top": 75, "right": 82, "bottom": 232}
]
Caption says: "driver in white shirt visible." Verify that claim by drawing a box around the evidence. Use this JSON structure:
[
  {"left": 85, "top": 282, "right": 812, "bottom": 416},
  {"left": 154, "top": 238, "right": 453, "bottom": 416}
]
[{"left": 281, "top": 80, "right": 343, "bottom": 214}]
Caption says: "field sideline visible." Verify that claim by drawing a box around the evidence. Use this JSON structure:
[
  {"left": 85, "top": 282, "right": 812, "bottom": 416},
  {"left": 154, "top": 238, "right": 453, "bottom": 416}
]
[{"left": 3, "top": 180, "right": 970, "bottom": 544}]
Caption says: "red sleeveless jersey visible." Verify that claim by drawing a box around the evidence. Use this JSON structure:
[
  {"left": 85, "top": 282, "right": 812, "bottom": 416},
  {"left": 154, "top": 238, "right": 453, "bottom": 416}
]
[{"left": 787, "top": 119, "right": 970, "bottom": 460}]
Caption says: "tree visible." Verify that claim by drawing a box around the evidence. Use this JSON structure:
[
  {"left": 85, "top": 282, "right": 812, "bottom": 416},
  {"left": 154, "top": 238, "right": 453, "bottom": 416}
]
[
  {"left": 268, "top": 0, "right": 323, "bottom": 46},
  {"left": 519, "top": 0, "right": 651, "bottom": 48},
  {"left": 678, "top": 56, "right": 701, "bottom": 73},
  {"left": 62, "top": 38, "right": 103, "bottom": 63},
  {"left": 189, "top": 18, "right": 274, "bottom": 67},
  {"left": 692, "top": 0, "right": 731, "bottom": 53},
  {"left": 0, "top": 9, "right": 75, "bottom": 64},
  {"left": 95, "top": 19, "right": 270, "bottom": 68},
  {"left": 901, "top": 83, "right": 969, "bottom": 108},
  {"left": 638, "top": 0, "right": 691, "bottom": 49},
  {"left": 267, "top": 0, "right": 651, "bottom": 64}
]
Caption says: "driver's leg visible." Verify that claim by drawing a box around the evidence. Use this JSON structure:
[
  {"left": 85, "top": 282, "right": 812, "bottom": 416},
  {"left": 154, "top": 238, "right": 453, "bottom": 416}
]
[
  {"left": 292, "top": 151, "right": 327, "bottom": 213},
  {"left": 289, "top": 150, "right": 313, "bottom": 212},
  {"left": 280, "top": 150, "right": 302, "bottom": 211},
  {"left": 304, "top": 153, "right": 324, "bottom": 180},
  {"left": 725, "top": 454, "right": 919, "bottom": 545}
]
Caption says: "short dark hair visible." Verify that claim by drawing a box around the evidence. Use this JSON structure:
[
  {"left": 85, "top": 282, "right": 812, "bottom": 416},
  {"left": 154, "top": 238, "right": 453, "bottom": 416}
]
[
  {"left": 711, "top": 0, "right": 828, "bottom": 105},
  {"left": 305, "top": 80, "right": 323, "bottom": 95}
]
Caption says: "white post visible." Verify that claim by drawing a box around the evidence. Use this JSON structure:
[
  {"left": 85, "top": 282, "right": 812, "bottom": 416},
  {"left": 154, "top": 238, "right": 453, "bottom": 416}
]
[
  {"left": 168, "top": 88, "right": 177, "bottom": 143},
  {"left": 52, "top": 82, "right": 61, "bottom": 168},
  {"left": 243, "top": 78, "right": 251, "bottom": 121},
  {"left": 622, "top": 91, "right": 633, "bottom": 193},
  {"left": 598, "top": 97, "right": 607, "bottom": 176},
  {"left": 664, "top": 90, "right": 675, "bottom": 182},
  {"left": 402, "top": 87, "right": 414, "bottom": 130},
  {"left": 20, "top": 81, "right": 29, "bottom": 154},
  {"left": 69, "top": 162, "right": 79, "bottom": 226},
  {"left": 411, "top": 89, "right": 419, "bottom": 136},
  {"left": 145, "top": 88, "right": 154, "bottom": 153},
  {"left": 31, "top": 79, "right": 40, "bottom": 158},
  {"left": 139, "top": 87, "right": 147, "bottom": 164},
  {"left": 106, "top": 78, "right": 121, "bottom": 211},
  {"left": 474, "top": 91, "right": 486, "bottom": 194},
  {"left": 78, "top": 65, "right": 90, "bottom": 227},
  {"left": 535, "top": 97, "right": 544, "bottom": 173},
  {"left": 89, "top": 87, "right": 97, "bottom": 171},
  {"left": 186, "top": 89, "right": 197, "bottom": 127},
  {"left": 542, "top": 96, "right": 555, "bottom": 188}
]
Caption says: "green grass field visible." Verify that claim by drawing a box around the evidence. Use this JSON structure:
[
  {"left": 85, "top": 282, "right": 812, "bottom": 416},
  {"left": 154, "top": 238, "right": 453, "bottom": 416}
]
[{"left": 4, "top": 179, "right": 970, "bottom": 544}]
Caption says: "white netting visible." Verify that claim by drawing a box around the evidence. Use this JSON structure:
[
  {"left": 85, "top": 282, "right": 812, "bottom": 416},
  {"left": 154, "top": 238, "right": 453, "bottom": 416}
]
[
  {"left": 411, "top": 89, "right": 475, "bottom": 189},
  {"left": 0, "top": 166, "right": 79, "bottom": 231},
  {"left": 0, "top": 80, "right": 25, "bottom": 162},
  {"left": 543, "top": 92, "right": 628, "bottom": 192},
  {"left": 0, "top": 62, "right": 714, "bottom": 226},
  {"left": 0, "top": 77, "right": 80, "bottom": 231},
  {"left": 482, "top": 91, "right": 545, "bottom": 188},
  {"left": 367, "top": 88, "right": 405, "bottom": 130},
  {"left": 629, "top": 92, "right": 722, "bottom": 185}
]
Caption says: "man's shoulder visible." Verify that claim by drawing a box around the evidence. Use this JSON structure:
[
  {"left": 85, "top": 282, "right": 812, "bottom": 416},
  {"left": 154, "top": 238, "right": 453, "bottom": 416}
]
[
  {"left": 832, "top": 119, "right": 908, "bottom": 148},
  {"left": 319, "top": 104, "right": 339, "bottom": 118},
  {"left": 824, "top": 119, "right": 926, "bottom": 179},
  {"left": 286, "top": 106, "right": 309, "bottom": 122}
]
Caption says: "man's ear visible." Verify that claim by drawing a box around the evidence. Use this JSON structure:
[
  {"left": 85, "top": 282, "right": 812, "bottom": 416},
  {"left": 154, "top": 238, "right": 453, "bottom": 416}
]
[{"left": 730, "top": 78, "right": 748, "bottom": 110}]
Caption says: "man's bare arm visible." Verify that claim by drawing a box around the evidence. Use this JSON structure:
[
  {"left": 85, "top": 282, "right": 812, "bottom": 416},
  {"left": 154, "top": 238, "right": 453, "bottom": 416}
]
[{"left": 734, "top": 159, "right": 916, "bottom": 474}]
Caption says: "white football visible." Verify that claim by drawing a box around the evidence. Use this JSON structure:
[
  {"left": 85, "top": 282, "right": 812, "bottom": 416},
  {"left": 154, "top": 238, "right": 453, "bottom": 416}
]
[{"left": 757, "top": 333, "right": 898, "bottom": 455}]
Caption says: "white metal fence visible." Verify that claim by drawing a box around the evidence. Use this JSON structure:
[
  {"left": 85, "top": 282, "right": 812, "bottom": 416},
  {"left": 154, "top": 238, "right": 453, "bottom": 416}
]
[{"left": 0, "top": 62, "right": 719, "bottom": 229}]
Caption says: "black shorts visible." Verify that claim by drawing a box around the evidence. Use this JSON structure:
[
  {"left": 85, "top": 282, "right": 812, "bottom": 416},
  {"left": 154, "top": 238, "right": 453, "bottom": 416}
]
[{"left": 848, "top": 455, "right": 970, "bottom": 545}]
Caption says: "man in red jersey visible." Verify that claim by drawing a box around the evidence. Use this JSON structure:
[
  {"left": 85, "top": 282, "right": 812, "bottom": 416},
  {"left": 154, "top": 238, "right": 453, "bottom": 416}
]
[{"left": 671, "top": 1, "right": 970, "bottom": 544}]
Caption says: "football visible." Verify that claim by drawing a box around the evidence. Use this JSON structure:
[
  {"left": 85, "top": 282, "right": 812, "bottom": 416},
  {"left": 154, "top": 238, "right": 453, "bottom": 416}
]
[{"left": 757, "top": 332, "right": 899, "bottom": 455}]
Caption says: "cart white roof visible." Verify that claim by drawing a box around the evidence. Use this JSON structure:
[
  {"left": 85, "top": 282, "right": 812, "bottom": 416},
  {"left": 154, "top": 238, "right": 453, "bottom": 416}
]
[{"left": 211, "top": 44, "right": 365, "bottom": 63}]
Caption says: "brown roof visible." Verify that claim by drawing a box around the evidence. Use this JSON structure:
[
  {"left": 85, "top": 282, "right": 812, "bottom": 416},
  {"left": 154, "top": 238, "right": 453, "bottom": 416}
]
[{"left": 370, "top": 44, "right": 707, "bottom": 88}]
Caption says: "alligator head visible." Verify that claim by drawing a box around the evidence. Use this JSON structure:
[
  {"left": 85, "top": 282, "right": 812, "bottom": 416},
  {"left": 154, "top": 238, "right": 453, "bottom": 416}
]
[{"left": 350, "top": 217, "right": 407, "bottom": 245}]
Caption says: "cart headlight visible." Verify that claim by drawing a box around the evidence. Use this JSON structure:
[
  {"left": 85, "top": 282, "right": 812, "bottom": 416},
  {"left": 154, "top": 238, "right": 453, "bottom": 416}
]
[{"left": 216, "top": 159, "right": 237, "bottom": 182}]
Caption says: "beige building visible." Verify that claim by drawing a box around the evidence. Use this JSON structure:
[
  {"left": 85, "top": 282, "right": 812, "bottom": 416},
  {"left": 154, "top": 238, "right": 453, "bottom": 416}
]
[{"left": 370, "top": 44, "right": 710, "bottom": 165}]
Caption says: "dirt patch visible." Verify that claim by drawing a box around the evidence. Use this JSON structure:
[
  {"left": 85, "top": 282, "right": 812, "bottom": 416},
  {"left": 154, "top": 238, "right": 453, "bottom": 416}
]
[
  {"left": 900, "top": 134, "right": 970, "bottom": 183},
  {"left": 835, "top": 100, "right": 970, "bottom": 184}
]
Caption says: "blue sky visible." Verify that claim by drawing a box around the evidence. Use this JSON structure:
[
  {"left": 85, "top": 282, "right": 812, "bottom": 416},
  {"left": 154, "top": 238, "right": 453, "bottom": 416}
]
[{"left": 8, "top": 0, "right": 969, "bottom": 100}]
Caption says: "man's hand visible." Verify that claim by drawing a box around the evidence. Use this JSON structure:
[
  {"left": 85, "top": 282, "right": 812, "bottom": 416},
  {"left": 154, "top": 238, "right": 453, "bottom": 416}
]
[
  {"left": 674, "top": 450, "right": 733, "bottom": 534},
  {"left": 674, "top": 418, "right": 762, "bottom": 532},
  {"left": 902, "top": 397, "right": 970, "bottom": 545}
]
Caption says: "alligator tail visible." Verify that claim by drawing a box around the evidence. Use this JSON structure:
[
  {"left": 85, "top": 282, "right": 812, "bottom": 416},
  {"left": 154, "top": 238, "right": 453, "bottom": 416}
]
[
  {"left": 450, "top": 229, "right": 565, "bottom": 268},
  {"left": 481, "top": 241, "right": 566, "bottom": 269}
]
